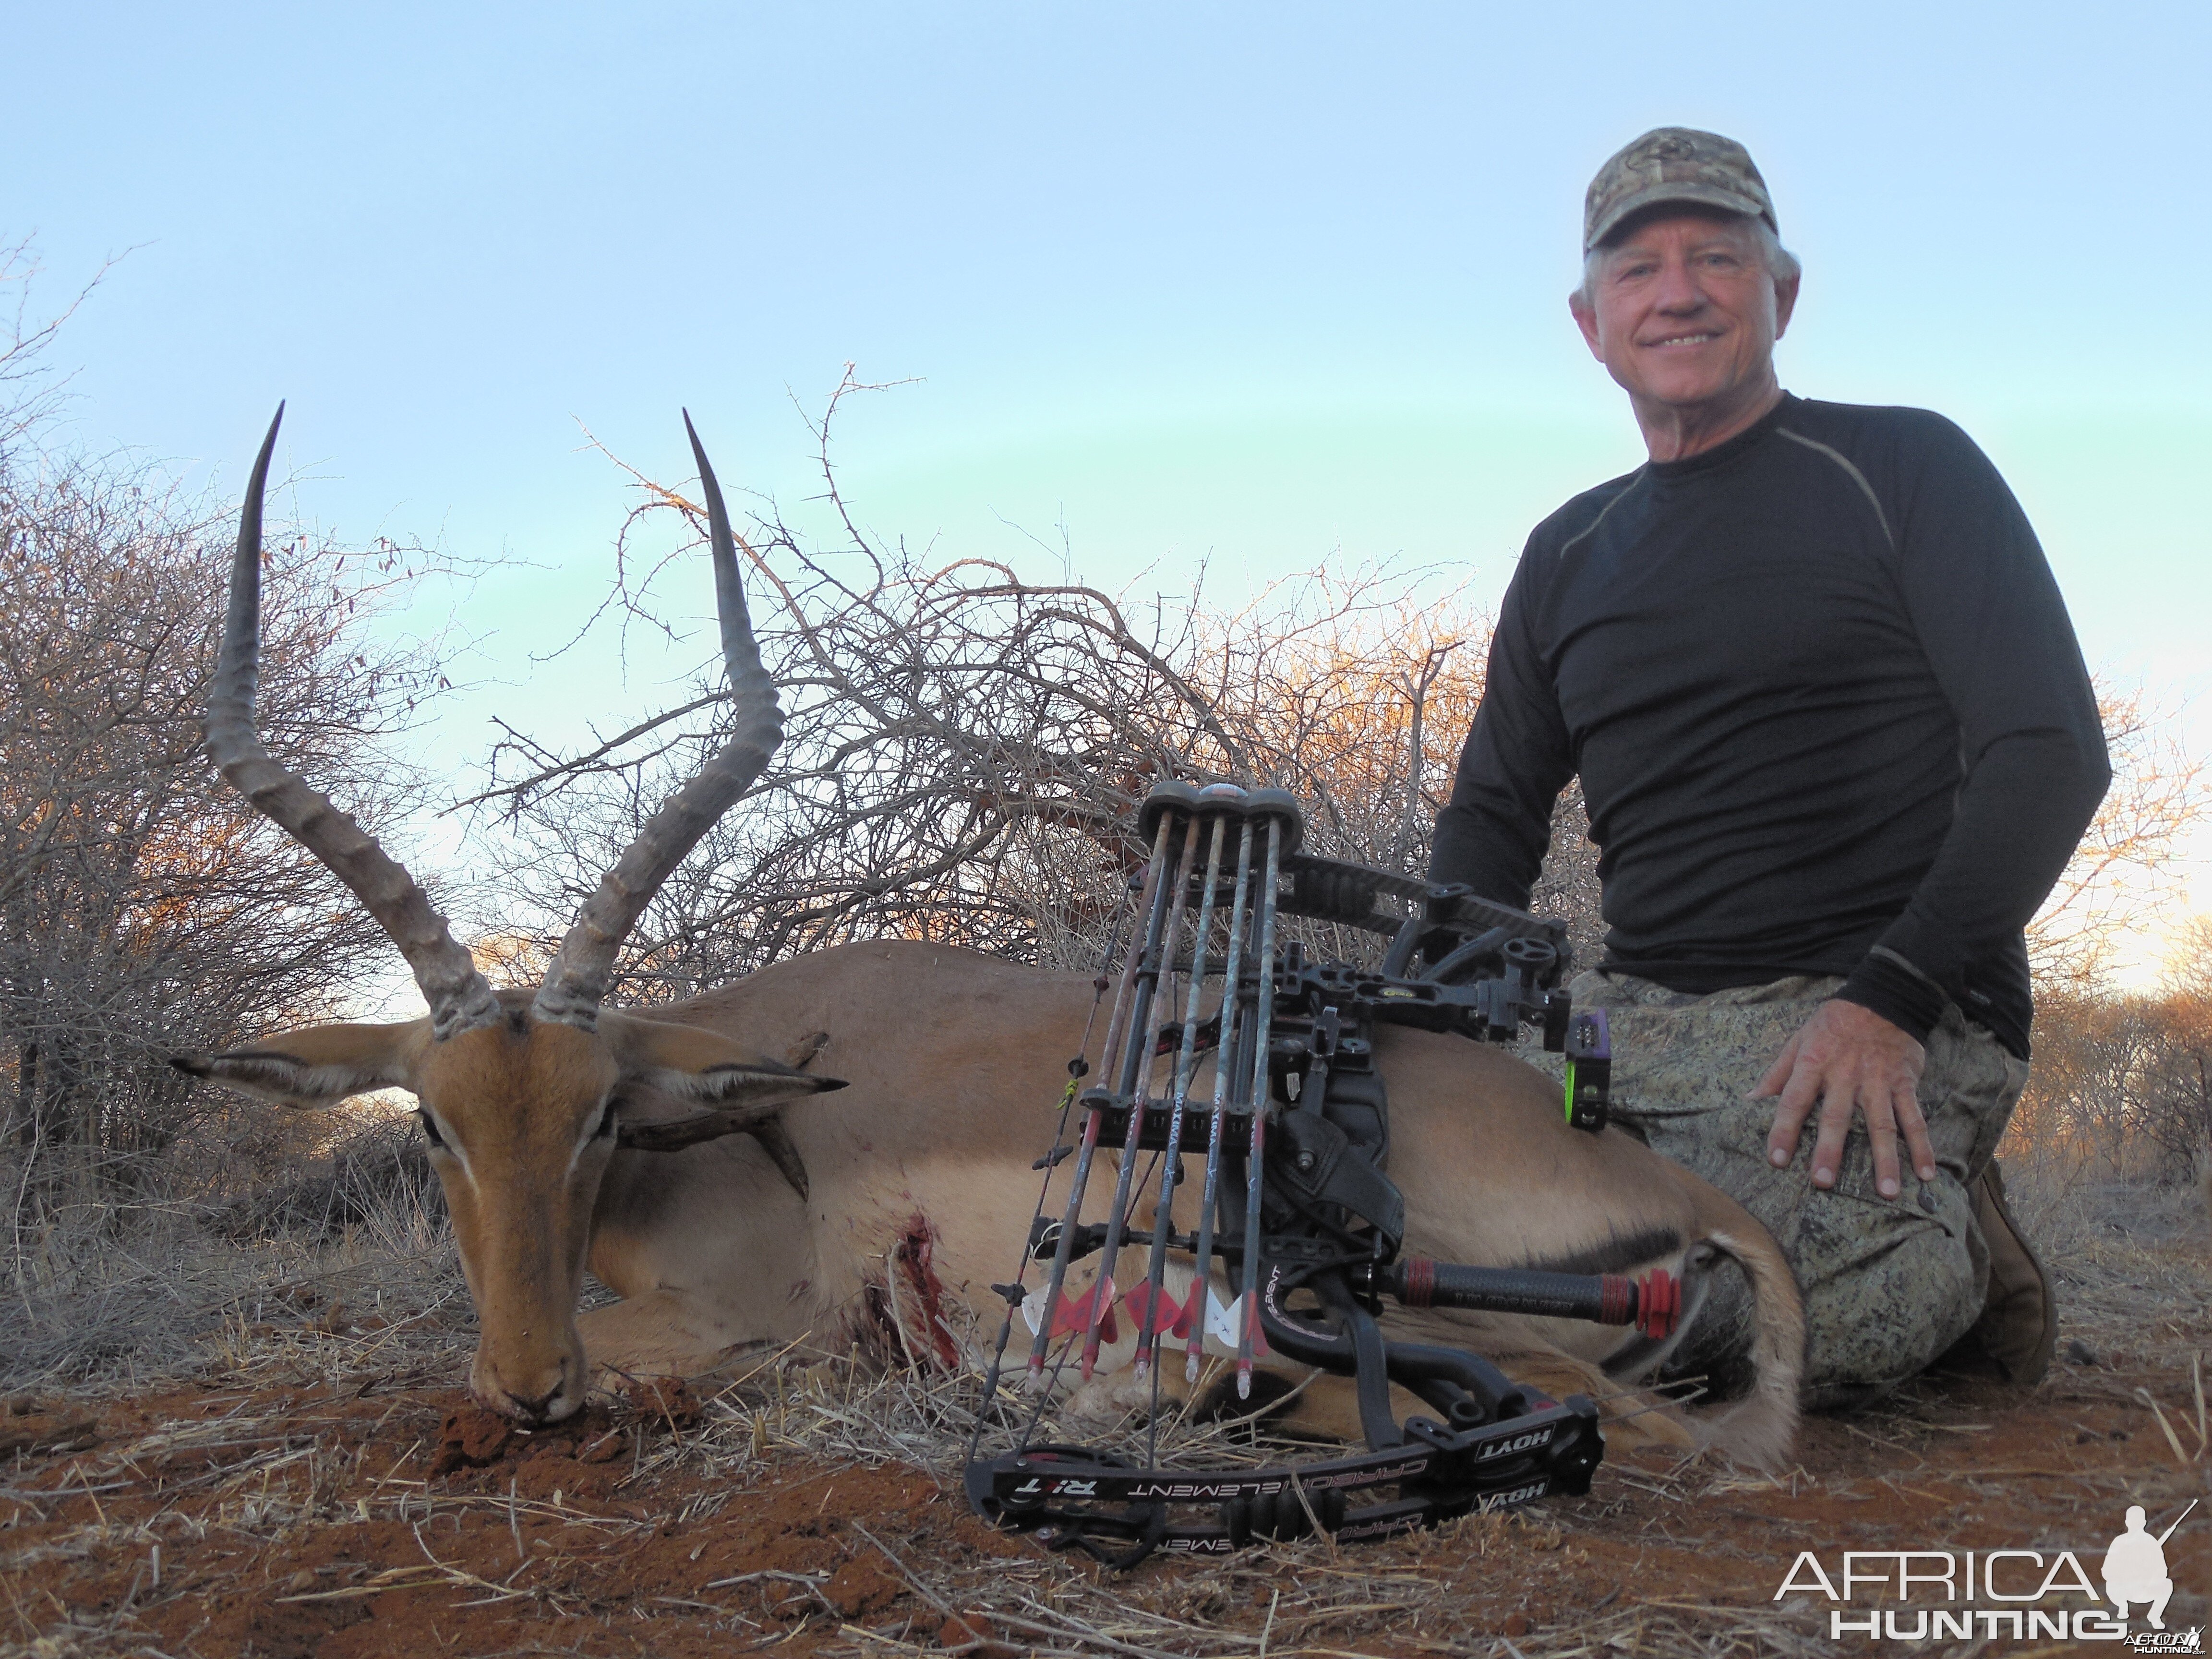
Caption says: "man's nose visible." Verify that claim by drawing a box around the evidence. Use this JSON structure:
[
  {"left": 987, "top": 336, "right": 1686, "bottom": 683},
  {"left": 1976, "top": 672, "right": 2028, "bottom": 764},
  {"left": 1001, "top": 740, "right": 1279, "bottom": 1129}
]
[{"left": 1652, "top": 254, "right": 1706, "bottom": 313}]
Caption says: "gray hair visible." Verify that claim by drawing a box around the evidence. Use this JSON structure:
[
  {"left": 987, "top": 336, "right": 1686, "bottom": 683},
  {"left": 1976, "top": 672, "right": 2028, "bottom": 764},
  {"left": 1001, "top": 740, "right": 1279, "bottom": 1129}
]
[{"left": 1574, "top": 213, "right": 1800, "bottom": 309}]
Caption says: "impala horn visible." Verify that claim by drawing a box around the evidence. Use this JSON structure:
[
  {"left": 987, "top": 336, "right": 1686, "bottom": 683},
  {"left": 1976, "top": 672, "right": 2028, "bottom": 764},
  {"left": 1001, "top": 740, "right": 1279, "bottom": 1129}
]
[
  {"left": 530, "top": 411, "right": 783, "bottom": 1031},
  {"left": 208, "top": 405, "right": 504, "bottom": 1043}
]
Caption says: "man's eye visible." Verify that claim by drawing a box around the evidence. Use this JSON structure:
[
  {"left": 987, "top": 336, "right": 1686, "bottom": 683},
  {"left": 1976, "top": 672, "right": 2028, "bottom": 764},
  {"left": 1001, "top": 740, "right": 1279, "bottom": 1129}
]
[{"left": 417, "top": 1110, "right": 446, "bottom": 1149}]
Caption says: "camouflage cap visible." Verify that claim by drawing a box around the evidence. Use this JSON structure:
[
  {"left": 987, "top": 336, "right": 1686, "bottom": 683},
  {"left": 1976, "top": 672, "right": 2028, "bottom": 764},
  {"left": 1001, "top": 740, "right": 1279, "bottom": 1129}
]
[{"left": 1583, "top": 127, "right": 1776, "bottom": 252}]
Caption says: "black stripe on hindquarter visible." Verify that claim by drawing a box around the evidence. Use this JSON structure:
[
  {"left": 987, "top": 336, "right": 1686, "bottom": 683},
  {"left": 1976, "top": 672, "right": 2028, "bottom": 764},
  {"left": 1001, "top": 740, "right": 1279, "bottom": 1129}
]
[{"left": 1517, "top": 1225, "right": 1683, "bottom": 1279}]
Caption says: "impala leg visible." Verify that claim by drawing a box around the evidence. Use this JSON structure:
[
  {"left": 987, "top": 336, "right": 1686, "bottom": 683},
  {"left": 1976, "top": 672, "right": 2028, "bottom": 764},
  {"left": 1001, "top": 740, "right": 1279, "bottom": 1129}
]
[
  {"left": 1216, "top": 1347, "right": 1696, "bottom": 1453},
  {"left": 576, "top": 1288, "right": 771, "bottom": 1385}
]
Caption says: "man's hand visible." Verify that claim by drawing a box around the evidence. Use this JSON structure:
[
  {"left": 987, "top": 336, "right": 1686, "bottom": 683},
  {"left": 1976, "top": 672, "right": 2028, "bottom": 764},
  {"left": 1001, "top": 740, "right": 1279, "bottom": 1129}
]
[{"left": 1755, "top": 1000, "right": 1936, "bottom": 1199}]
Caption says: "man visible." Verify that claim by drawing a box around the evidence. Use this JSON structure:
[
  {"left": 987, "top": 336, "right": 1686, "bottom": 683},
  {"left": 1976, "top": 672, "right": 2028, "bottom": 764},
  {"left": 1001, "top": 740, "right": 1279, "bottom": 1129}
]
[
  {"left": 2102, "top": 1506, "right": 2177, "bottom": 1629},
  {"left": 1431, "top": 128, "right": 2109, "bottom": 1406}
]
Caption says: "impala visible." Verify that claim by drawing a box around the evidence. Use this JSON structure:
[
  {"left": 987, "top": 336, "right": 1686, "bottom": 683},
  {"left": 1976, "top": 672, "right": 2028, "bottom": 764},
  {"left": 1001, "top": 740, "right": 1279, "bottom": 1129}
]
[{"left": 178, "top": 409, "right": 1805, "bottom": 1462}]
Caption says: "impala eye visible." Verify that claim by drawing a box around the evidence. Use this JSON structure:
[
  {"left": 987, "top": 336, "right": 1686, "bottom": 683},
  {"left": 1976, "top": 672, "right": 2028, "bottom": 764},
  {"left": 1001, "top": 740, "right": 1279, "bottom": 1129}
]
[
  {"left": 594, "top": 1100, "right": 621, "bottom": 1140},
  {"left": 416, "top": 1109, "right": 446, "bottom": 1149}
]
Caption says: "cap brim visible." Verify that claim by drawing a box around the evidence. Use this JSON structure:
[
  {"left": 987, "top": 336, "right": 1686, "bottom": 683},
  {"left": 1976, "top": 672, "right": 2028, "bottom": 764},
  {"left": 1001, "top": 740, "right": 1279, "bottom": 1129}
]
[{"left": 1586, "top": 182, "right": 1773, "bottom": 251}]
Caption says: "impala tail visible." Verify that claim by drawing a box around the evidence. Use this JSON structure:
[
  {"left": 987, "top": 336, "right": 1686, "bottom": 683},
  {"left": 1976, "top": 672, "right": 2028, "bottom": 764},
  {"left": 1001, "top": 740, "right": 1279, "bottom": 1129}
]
[{"left": 1690, "top": 1227, "right": 1804, "bottom": 1468}]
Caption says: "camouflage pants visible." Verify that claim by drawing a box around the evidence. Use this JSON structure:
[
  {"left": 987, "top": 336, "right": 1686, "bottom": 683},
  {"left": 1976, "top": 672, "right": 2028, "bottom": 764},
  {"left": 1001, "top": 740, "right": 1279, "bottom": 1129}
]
[{"left": 1565, "top": 969, "right": 2031, "bottom": 1408}]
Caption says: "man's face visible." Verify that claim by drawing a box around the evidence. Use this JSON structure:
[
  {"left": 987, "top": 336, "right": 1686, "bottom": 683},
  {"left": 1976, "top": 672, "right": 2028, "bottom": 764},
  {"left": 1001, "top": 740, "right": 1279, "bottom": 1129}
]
[{"left": 1571, "top": 212, "right": 1798, "bottom": 416}]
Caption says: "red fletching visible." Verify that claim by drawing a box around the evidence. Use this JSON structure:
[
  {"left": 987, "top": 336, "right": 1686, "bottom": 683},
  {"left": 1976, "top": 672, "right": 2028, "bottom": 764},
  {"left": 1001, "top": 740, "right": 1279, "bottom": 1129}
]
[
  {"left": 1122, "top": 1282, "right": 1192, "bottom": 1339},
  {"left": 1047, "top": 1280, "right": 1119, "bottom": 1343}
]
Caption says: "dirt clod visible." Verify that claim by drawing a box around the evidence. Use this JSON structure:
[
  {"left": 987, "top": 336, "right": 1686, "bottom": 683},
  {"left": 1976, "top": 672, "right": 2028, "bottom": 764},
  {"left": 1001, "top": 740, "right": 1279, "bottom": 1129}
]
[
  {"left": 824, "top": 1555, "right": 901, "bottom": 1617},
  {"left": 579, "top": 1426, "right": 629, "bottom": 1463},
  {"left": 429, "top": 1403, "right": 516, "bottom": 1473},
  {"left": 937, "top": 1611, "right": 1014, "bottom": 1654},
  {"left": 622, "top": 1373, "right": 702, "bottom": 1429}
]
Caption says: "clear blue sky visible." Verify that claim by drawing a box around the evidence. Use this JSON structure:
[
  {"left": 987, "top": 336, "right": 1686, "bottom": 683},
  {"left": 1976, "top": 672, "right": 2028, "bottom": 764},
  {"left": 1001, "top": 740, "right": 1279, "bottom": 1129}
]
[{"left": 14, "top": 1, "right": 2210, "bottom": 979}]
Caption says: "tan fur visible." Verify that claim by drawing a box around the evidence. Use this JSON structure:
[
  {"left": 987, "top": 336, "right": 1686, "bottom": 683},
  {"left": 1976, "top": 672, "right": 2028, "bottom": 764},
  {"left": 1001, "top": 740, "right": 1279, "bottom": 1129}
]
[
  {"left": 586, "top": 942, "right": 1804, "bottom": 1462},
  {"left": 191, "top": 942, "right": 1804, "bottom": 1461},
  {"left": 1692, "top": 1230, "right": 1804, "bottom": 1467},
  {"left": 179, "top": 990, "right": 821, "bottom": 1423}
]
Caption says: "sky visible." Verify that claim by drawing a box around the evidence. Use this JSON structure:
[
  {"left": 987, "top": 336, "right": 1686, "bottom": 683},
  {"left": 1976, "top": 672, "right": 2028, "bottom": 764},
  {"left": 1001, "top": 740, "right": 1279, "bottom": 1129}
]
[{"left": 12, "top": 0, "right": 2210, "bottom": 988}]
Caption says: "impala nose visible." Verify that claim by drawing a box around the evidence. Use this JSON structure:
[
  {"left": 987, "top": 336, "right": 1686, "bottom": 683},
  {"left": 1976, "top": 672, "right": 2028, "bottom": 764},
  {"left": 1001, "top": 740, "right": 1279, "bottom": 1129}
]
[
  {"left": 474, "top": 1345, "right": 586, "bottom": 1425},
  {"left": 503, "top": 1384, "right": 561, "bottom": 1424},
  {"left": 486, "top": 1370, "right": 584, "bottom": 1426}
]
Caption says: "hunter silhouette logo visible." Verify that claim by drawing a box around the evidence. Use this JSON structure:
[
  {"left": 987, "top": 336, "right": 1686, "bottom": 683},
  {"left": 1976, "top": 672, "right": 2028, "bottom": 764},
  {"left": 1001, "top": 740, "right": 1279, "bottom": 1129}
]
[
  {"left": 2106, "top": 1501, "right": 2190, "bottom": 1630},
  {"left": 1777, "top": 1496, "right": 2200, "bottom": 1643}
]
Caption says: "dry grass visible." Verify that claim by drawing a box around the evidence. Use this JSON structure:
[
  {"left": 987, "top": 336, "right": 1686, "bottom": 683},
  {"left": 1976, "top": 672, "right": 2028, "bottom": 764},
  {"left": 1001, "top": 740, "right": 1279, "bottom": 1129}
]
[
  {"left": 2002, "top": 1153, "right": 2212, "bottom": 1370},
  {"left": 2, "top": 1153, "right": 2207, "bottom": 1658},
  {"left": 1, "top": 1121, "right": 458, "bottom": 1395}
]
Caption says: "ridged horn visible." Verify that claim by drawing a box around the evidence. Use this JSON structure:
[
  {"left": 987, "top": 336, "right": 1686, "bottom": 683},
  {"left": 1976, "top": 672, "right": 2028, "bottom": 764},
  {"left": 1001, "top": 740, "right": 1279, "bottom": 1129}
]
[
  {"left": 530, "top": 412, "right": 783, "bottom": 1032},
  {"left": 207, "top": 406, "right": 503, "bottom": 1043}
]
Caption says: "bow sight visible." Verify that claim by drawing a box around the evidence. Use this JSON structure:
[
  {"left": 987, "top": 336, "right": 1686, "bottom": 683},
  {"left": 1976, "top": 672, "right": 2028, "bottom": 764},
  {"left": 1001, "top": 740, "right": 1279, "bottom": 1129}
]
[{"left": 964, "top": 781, "right": 1663, "bottom": 1566}]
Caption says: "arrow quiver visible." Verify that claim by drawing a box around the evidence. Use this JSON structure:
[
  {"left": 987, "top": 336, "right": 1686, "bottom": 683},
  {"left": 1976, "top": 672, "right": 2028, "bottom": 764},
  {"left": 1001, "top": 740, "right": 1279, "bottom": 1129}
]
[{"left": 965, "top": 781, "right": 1670, "bottom": 1566}]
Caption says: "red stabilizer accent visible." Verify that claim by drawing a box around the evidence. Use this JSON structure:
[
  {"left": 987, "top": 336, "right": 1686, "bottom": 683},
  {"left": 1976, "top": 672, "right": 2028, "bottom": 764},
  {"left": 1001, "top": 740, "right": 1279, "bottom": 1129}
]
[
  {"left": 1635, "top": 1268, "right": 1681, "bottom": 1339},
  {"left": 1402, "top": 1258, "right": 1436, "bottom": 1309},
  {"left": 1597, "top": 1274, "right": 1633, "bottom": 1325}
]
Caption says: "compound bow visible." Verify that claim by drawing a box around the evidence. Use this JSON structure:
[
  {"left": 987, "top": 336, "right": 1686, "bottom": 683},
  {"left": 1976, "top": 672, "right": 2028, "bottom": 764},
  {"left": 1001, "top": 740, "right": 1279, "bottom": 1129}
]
[{"left": 962, "top": 781, "right": 1673, "bottom": 1565}]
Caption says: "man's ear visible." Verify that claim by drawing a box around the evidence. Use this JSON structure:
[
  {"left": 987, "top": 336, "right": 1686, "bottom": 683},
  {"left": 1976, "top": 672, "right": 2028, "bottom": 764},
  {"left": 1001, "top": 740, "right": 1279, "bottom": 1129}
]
[
  {"left": 1773, "top": 269, "right": 1802, "bottom": 339},
  {"left": 1569, "top": 289, "right": 1605, "bottom": 361},
  {"left": 606, "top": 1014, "right": 846, "bottom": 1128},
  {"left": 171, "top": 1021, "right": 427, "bottom": 1107}
]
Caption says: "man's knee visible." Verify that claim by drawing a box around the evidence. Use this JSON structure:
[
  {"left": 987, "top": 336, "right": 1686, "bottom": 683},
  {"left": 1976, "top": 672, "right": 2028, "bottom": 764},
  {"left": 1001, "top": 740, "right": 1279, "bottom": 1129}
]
[
  {"left": 1640, "top": 1098, "right": 1985, "bottom": 1401},
  {"left": 2106, "top": 1580, "right": 2175, "bottom": 1624},
  {"left": 1798, "top": 1197, "right": 1984, "bottom": 1403},
  {"left": 1573, "top": 973, "right": 2031, "bottom": 1402}
]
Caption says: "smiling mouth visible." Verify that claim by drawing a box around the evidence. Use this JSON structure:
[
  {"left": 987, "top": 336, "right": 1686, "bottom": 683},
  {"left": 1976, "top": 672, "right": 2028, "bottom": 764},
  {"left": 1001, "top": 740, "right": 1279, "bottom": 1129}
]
[{"left": 1645, "top": 331, "right": 1721, "bottom": 348}]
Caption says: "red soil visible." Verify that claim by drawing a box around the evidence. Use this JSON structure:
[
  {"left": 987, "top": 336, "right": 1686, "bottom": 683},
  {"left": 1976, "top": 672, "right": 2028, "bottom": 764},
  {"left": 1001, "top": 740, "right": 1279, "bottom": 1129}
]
[{"left": 1, "top": 1353, "right": 2205, "bottom": 1656}]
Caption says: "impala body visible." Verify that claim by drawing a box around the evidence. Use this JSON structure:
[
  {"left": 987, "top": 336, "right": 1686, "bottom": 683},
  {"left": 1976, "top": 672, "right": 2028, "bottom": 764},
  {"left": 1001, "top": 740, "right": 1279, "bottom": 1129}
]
[{"left": 178, "top": 411, "right": 1806, "bottom": 1463}]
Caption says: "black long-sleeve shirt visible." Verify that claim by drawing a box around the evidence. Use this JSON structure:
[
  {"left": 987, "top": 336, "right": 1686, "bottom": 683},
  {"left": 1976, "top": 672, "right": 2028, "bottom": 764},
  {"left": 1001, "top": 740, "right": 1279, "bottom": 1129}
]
[{"left": 1431, "top": 394, "right": 2109, "bottom": 1059}]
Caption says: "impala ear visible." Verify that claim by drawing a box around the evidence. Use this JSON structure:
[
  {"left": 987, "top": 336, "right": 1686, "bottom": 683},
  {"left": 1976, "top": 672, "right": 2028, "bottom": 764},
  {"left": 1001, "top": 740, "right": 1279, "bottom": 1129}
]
[
  {"left": 603, "top": 1013, "right": 845, "bottom": 1133},
  {"left": 613, "top": 1071, "right": 843, "bottom": 1158},
  {"left": 636, "top": 1062, "right": 847, "bottom": 1119},
  {"left": 612, "top": 1065, "right": 844, "bottom": 1157},
  {"left": 171, "top": 1022, "right": 427, "bottom": 1107}
]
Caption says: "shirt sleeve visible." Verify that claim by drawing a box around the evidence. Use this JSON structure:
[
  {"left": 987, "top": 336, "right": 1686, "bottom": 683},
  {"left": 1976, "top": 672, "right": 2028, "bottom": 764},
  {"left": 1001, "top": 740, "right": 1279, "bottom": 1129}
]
[
  {"left": 1429, "top": 547, "right": 1577, "bottom": 908},
  {"left": 1832, "top": 416, "right": 2111, "bottom": 1040}
]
